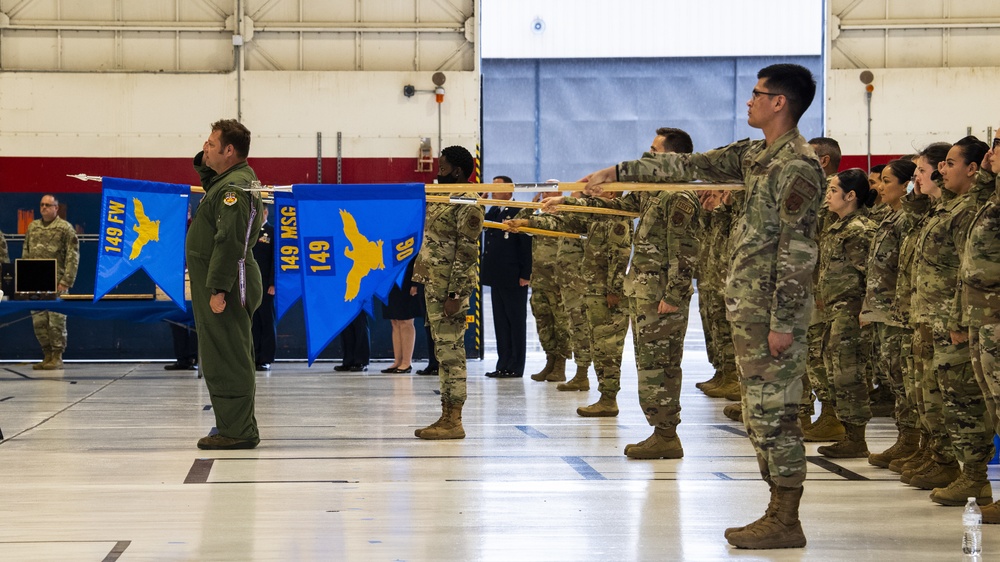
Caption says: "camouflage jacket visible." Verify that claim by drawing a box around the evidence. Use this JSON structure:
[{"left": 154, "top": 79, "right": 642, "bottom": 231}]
[
  {"left": 564, "top": 190, "right": 699, "bottom": 305},
  {"left": 699, "top": 202, "right": 733, "bottom": 293},
  {"left": 528, "top": 212, "right": 631, "bottom": 297},
  {"left": 24, "top": 216, "right": 80, "bottom": 288},
  {"left": 867, "top": 203, "right": 892, "bottom": 225},
  {"left": 860, "top": 207, "right": 914, "bottom": 326},
  {"left": 958, "top": 172, "right": 1000, "bottom": 327},
  {"left": 516, "top": 209, "right": 561, "bottom": 289},
  {"left": 412, "top": 192, "right": 484, "bottom": 298},
  {"left": 895, "top": 190, "right": 935, "bottom": 326},
  {"left": 617, "top": 127, "right": 823, "bottom": 331},
  {"left": 556, "top": 234, "right": 587, "bottom": 290},
  {"left": 0, "top": 230, "right": 8, "bottom": 263},
  {"left": 911, "top": 173, "right": 994, "bottom": 332},
  {"left": 818, "top": 209, "right": 875, "bottom": 319}
]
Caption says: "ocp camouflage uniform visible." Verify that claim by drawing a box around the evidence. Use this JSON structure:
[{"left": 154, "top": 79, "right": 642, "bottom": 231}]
[
  {"left": 864, "top": 203, "right": 894, "bottom": 390},
  {"left": 910, "top": 173, "right": 995, "bottom": 482},
  {"left": 817, "top": 209, "right": 875, "bottom": 425},
  {"left": 618, "top": 128, "right": 821, "bottom": 480},
  {"left": 24, "top": 215, "right": 80, "bottom": 353},
  {"left": 961, "top": 173, "right": 1000, "bottom": 461},
  {"left": 570, "top": 190, "right": 699, "bottom": 430},
  {"left": 806, "top": 206, "right": 833, "bottom": 414},
  {"left": 896, "top": 189, "right": 934, "bottom": 454},
  {"left": 412, "top": 193, "right": 485, "bottom": 406},
  {"left": 0, "top": 230, "right": 9, "bottom": 263},
  {"left": 861, "top": 205, "right": 919, "bottom": 432},
  {"left": 517, "top": 209, "right": 571, "bottom": 362},
  {"left": 557, "top": 236, "right": 592, "bottom": 370},
  {"left": 700, "top": 200, "right": 738, "bottom": 384},
  {"left": 529, "top": 210, "right": 632, "bottom": 396}
]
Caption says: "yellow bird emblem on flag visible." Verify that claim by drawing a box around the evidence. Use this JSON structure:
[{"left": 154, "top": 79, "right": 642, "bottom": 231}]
[
  {"left": 340, "top": 209, "right": 385, "bottom": 301},
  {"left": 130, "top": 197, "right": 160, "bottom": 260}
]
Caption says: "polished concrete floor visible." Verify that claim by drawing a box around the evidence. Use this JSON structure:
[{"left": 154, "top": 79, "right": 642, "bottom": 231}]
[{"left": 0, "top": 293, "right": 995, "bottom": 561}]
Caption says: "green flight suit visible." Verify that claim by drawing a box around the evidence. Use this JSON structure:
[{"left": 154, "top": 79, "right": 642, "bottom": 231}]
[{"left": 186, "top": 152, "right": 264, "bottom": 445}]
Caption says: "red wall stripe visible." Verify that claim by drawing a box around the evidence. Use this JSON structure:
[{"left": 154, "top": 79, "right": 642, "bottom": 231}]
[{"left": 0, "top": 157, "right": 440, "bottom": 193}]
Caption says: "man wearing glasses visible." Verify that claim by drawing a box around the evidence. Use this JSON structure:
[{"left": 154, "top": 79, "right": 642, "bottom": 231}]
[
  {"left": 24, "top": 194, "right": 80, "bottom": 370},
  {"left": 580, "top": 64, "right": 824, "bottom": 550}
]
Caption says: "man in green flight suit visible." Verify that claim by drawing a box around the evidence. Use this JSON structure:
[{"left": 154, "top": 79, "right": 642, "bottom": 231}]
[{"left": 186, "top": 119, "right": 265, "bottom": 450}]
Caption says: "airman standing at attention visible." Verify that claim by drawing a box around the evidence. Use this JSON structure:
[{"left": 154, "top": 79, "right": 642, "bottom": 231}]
[
  {"left": 187, "top": 119, "right": 264, "bottom": 450},
  {"left": 580, "top": 64, "right": 823, "bottom": 550},
  {"left": 544, "top": 127, "right": 699, "bottom": 454},
  {"left": 411, "top": 145, "right": 483, "bottom": 440},
  {"left": 24, "top": 194, "right": 80, "bottom": 370}
]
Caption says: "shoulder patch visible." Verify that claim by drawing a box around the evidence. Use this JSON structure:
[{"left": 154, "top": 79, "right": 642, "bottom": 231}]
[
  {"left": 223, "top": 191, "right": 238, "bottom": 206},
  {"left": 613, "top": 223, "right": 626, "bottom": 236},
  {"left": 467, "top": 214, "right": 483, "bottom": 230},
  {"left": 671, "top": 197, "right": 696, "bottom": 227},
  {"left": 783, "top": 177, "right": 817, "bottom": 214}
]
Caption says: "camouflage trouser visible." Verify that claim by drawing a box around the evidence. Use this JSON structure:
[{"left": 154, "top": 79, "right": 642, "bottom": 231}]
[
  {"left": 876, "top": 322, "right": 918, "bottom": 429},
  {"left": 732, "top": 321, "right": 807, "bottom": 488},
  {"left": 704, "top": 285, "right": 737, "bottom": 379},
  {"left": 900, "top": 329, "right": 918, "bottom": 429},
  {"left": 862, "top": 322, "right": 884, "bottom": 388},
  {"left": 425, "top": 292, "right": 469, "bottom": 405},
  {"left": 936, "top": 330, "right": 994, "bottom": 469},
  {"left": 823, "top": 313, "right": 872, "bottom": 425},
  {"left": 585, "top": 295, "right": 628, "bottom": 398},
  {"left": 630, "top": 298, "right": 687, "bottom": 431},
  {"left": 529, "top": 283, "right": 570, "bottom": 359},
  {"left": 914, "top": 323, "right": 954, "bottom": 462},
  {"left": 32, "top": 311, "right": 68, "bottom": 351},
  {"left": 970, "top": 324, "right": 1000, "bottom": 436},
  {"left": 806, "top": 321, "right": 830, "bottom": 403},
  {"left": 698, "top": 282, "right": 720, "bottom": 368},
  {"left": 562, "top": 284, "right": 592, "bottom": 368}
]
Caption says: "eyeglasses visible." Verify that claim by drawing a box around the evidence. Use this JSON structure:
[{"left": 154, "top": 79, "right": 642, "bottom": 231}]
[
  {"left": 993, "top": 137, "right": 1000, "bottom": 150},
  {"left": 40, "top": 203, "right": 57, "bottom": 208},
  {"left": 751, "top": 89, "right": 783, "bottom": 100}
]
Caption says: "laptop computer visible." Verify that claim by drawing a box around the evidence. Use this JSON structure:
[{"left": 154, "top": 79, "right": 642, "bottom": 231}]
[{"left": 13, "top": 258, "right": 59, "bottom": 300}]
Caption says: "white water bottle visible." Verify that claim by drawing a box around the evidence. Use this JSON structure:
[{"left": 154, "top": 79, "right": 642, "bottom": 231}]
[{"left": 963, "top": 497, "right": 982, "bottom": 555}]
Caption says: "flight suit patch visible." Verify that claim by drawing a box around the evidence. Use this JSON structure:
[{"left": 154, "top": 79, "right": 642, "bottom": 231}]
[{"left": 224, "top": 191, "right": 238, "bottom": 206}]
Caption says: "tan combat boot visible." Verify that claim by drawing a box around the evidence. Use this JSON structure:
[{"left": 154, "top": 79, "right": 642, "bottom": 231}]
[
  {"left": 530, "top": 354, "right": 556, "bottom": 381},
  {"left": 727, "top": 486, "right": 806, "bottom": 549},
  {"left": 624, "top": 427, "right": 683, "bottom": 459},
  {"left": 704, "top": 369, "right": 739, "bottom": 398},
  {"left": 817, "top": 422, "right": 869, "bottom": 458},
  {"left": 891, "top": 432, "right": 929, "bottom": 473},
  {"left": 557, "top": 371, "right": 590, "bottom": 391},
  {"left": 869, "top": 426, "right": 920, "bottom": 468},
  {"left": 930, "top": 463, "right": 993, "bottom": 506},
  {"left": 725, "top": 482, "right": 777, "bottom": 539},
  {"left": 900, "top": 450, "right": 937, "bottom": 484},
  {"left": 414, "top": 401, "right": 448, "bottom": 438},
  {"left": 724, "top": 403, "right": 744, "bottom": 422},
  {"left": 696, "top": 369, "right": 723, "bottom": 392},
  {"left": 41, "top": 350, "right": 64, "bottom": 370},
  {"left": 981, "top": 500, "right": 1000, "bottom": 524},
  {"left": 33, "top": 348, "right": 52, "bottom": 371},
  {"left": 546, "top": 360, "right": 571, "bottom": 382},
  {"left": 577, "top": 394, "right": 618, "bottom": 417},
  {"left": 802, "top": 403, "right": 845, "bottom": 442},
  {"left": 909, "top": 458, "right": 961, "bottom": 490},
  {"left": 417, "top": 402, "right": 465, "bottom": 440}
]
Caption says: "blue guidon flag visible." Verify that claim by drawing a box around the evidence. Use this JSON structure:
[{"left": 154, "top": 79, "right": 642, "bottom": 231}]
[
  {"left": 273, "top": 190, "right": 302, "bottom": 321},
  {"left": 293, "top": 183, "right": 425, "bottom": 364},
  {"left": 94, "top": 177, "right": 189, "bottom": 308}
]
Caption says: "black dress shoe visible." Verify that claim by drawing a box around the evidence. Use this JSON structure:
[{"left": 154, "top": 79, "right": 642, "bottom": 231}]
[
  {"left": 348, "top": 364, "right": 368, "bottom": 372},
  {"left": 333, "top": 364, "right": 352, "bottom": 372},
  {"left": 164, "top": 361, "right": 195, "bottom": 371},
  {"left": 485, "top": 370, "right": 500, "bottom": 378},
  {"left": 495, "top": 370, "right": 522, "bottom": 378},
  {"left": 256, "top": 363, "right": 271, "bottom": 371},
  {"left": 416, "top": 365, "right": 439, "bottom": 376}
]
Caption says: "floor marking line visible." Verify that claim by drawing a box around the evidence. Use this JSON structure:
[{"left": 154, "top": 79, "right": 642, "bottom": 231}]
[
  {"left": 807, "top": 455, "right": 869, "bottom": 481},
  {"left": 102, "top": 540, "right": 131, "bottom": 562},
  {"left": 515, "top": 425, "right": 548, "bottom": 438},
  {"left": 562, "top": 456, "right": 607, "bottom": 480},
  {"left": 184, "top": 458, "right": 214, "bottom": 484}
]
